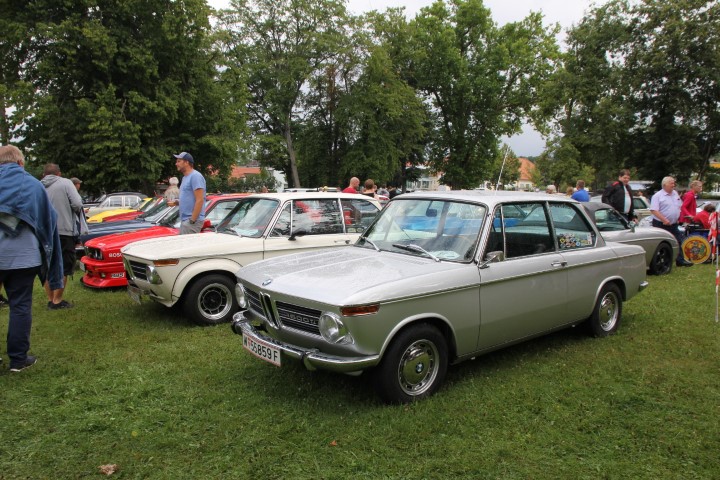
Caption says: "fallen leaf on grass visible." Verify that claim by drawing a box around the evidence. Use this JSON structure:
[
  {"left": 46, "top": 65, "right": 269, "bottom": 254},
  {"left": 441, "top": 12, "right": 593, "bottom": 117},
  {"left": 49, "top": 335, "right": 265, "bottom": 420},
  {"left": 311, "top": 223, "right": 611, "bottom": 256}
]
[
  {"left": 99, "top": 464, "right": 119, "bottom": 475},
  {"left": 329, "top": 440, "right": 338, "bottom": 446}
]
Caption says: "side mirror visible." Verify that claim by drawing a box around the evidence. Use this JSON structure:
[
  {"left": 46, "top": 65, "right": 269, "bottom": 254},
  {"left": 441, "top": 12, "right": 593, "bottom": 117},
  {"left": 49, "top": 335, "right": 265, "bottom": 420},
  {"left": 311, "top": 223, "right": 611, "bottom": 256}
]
[
  {"left": 289, "top": 228, "right": 308, "bottom": 241},
  {"left": 479, "top": 250, "right": 505, "bottom": 269}
]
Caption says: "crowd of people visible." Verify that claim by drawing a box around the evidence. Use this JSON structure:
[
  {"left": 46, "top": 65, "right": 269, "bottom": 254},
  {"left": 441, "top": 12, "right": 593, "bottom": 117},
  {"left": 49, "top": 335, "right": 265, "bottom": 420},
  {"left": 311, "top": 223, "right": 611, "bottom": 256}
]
[{"left": 0, "top": 147, "right": 207, "bottom": 372}]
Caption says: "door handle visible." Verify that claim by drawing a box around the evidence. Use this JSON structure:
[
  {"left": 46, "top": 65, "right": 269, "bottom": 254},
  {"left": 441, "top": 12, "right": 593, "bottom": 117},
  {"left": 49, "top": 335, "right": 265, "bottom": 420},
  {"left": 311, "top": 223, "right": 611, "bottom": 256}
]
[{"left": 551, "top": 261, "right": 567, "bottom": 268}]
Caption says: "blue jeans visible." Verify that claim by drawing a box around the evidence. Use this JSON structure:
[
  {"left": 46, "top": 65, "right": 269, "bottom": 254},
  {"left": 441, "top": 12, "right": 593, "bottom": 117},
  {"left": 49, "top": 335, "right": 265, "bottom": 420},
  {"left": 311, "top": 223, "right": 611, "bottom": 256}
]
[{"left": 0, "top": 267, "right": 39, "bottom": 367}]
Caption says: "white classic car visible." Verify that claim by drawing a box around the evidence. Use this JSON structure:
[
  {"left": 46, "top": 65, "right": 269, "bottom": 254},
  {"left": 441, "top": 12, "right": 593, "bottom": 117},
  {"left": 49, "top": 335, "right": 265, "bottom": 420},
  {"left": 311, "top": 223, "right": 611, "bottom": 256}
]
[
  {"left": 122, "top": 192, "right": 381, "bottom": 325},
  {"left": 232, "top": 191, "right": 649, "bottom": 403}
]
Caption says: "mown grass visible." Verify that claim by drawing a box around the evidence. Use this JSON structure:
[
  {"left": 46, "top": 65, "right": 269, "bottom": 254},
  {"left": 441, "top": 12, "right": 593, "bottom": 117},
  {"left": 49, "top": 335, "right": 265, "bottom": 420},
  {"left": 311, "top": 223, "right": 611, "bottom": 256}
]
[{"left": 1, "top": 264, "right": 718, "bottom": 479}]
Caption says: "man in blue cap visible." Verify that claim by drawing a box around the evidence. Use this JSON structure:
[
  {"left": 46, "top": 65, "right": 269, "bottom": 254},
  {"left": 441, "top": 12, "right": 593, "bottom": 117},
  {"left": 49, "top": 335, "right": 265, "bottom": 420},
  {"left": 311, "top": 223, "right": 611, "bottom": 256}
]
[{"left": 172, "top": 151, "right": 206, "bottom": 234}]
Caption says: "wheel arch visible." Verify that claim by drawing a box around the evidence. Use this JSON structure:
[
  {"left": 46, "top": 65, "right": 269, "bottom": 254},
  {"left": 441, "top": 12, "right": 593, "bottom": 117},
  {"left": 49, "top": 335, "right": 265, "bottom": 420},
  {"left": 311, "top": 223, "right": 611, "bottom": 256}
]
[
  {"left": 173, "top": 259, "right": 242, "bottom": 302},
  {"left": 378, "top": 315, "right": 458, "bottom": 364}
]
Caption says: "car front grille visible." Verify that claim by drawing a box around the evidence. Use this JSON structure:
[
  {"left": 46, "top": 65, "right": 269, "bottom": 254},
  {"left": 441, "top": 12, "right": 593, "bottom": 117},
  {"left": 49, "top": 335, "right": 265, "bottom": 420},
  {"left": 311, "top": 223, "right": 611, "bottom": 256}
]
[
  {"left": 276, "top": 302, "right": 321, "bottom": 335},
  {"left": 128, "top": 260, "right": 148, "bottom": 281},
  {"left": 245, "top": 286, "right": 321, "bottom": 336}
]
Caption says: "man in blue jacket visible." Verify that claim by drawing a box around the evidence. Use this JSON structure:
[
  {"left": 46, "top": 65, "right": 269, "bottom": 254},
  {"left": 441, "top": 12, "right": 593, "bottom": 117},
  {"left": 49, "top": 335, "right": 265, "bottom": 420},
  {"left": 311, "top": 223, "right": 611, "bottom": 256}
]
[{"left": 0, "top": 145, "right": 63, "bottom": 372}]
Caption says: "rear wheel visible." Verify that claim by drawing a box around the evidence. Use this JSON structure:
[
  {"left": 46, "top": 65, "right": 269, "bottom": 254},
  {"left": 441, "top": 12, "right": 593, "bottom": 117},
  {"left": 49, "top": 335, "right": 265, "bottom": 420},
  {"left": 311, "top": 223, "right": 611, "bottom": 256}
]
[
  {"left": 373, "top": 324, "right": 448, "bottom": 404},
  {"left": 184, "top": 274, "right": 237, "bottom": 326},
  {"left": 587, "top": 283, "right": 622, "bottom": 337},
  {"left": 648, "top": 243, "right": 673, "bottom": 275}
]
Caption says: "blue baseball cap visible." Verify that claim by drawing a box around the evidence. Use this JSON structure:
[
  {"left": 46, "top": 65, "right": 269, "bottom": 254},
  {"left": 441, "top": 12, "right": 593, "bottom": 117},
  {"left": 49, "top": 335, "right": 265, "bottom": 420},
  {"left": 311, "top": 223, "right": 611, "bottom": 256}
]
[{"left": 173, "top": 152, "right": 194, "bottom": 163}]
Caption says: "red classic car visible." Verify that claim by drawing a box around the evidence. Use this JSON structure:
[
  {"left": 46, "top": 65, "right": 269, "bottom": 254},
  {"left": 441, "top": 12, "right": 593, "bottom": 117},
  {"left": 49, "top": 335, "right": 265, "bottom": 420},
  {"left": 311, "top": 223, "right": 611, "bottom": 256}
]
[{"left": 80, "top": 193, "right": 247, "bottom": 288}]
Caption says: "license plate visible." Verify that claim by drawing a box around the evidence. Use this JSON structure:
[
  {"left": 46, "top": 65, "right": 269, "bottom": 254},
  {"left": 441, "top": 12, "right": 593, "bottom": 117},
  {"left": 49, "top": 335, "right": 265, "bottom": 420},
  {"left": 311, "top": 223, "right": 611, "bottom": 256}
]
[
  {"left": 127, "top": 284, "right": 142, "bottom": 304},
  {"left": 243, "top": 334, "right": 281, "bottom": 367}
]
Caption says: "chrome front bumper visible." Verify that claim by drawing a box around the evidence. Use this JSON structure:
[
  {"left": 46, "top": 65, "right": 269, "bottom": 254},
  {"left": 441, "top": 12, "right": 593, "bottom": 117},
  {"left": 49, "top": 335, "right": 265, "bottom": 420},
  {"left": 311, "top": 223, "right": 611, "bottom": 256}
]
[{"left": 231, "top": 311, "right": 380, "bottom": 374}]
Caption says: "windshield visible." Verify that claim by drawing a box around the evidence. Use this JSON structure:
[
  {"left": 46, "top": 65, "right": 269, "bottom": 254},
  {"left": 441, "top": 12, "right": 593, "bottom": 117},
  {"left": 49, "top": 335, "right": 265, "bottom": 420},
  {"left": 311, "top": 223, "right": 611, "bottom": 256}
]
[
  {"left": 158, "top": 207, "right": 181, "bottom": 227},
  {"left": 216, "top": 198, "right": 280, "bottom": 238},
  {"left": 360, "top": 198, "right": 486, "bottom": 262},
  {"left": 139, "top": 198, "right": 168, "bottom": 220}
]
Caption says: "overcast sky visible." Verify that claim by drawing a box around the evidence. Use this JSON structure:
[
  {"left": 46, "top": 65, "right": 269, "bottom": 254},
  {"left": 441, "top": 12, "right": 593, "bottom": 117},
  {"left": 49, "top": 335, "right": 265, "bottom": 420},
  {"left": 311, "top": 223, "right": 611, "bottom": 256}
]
[{"left": 208, "top": 0, "right": 608, "bottom": 156}]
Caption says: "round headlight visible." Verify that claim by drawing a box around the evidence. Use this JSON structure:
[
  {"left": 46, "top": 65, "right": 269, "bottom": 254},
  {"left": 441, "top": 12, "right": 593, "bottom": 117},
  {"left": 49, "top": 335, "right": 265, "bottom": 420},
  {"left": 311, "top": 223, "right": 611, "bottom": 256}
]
[
  {"left": 146, "top": 265, "right": 162, "bottom": 284},
  {"left": 318, "top": 312, "right": 353, "bottom": 345},
  {"left": 235, "top": 283, "right": 247, "bottom": 309}
]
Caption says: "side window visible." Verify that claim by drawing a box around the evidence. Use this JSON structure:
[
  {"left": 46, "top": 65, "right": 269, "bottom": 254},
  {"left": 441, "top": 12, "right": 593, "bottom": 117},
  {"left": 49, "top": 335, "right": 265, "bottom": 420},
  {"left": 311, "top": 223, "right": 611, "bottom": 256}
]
[
  {"left": 291, "top": 199, "right": 343, "bottom": 235},
  {"left": 550, "top": 203, "right": 595, "bottom": 250},
  {"left": 486, "top": 203, "right": 556, "bottom": 260},
  {"left": 107, "top": 197, "right": 123, "bottom": 207},
  {"left": 341, "top": 198, "right": 380, "bottom": 233},
  {"left": 594, "top": 208, "right": 627, "bottom": 232}
]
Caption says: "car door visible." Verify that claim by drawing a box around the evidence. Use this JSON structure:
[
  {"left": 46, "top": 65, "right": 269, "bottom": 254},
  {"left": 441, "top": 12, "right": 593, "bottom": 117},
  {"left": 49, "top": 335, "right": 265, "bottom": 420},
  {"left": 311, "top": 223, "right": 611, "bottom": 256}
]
[
  {"left": 263, "top": 198, "right": 355, "bottom": 257},
  {"left": 477, "top": 202, "right": 569, "bottom": 351},
  {"left": 549, "top": 202, "right": 608, "bottom": 321}
]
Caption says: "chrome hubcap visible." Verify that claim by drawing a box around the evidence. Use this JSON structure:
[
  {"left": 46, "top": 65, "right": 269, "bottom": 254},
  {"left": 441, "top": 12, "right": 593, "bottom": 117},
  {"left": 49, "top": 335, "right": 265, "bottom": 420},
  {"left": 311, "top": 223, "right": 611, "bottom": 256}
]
[
  {"left": 398, "top": 340, "right": 439, "bottom": 396},
  {"left": 598, "top": 292, "right": 619, "bottom": 331}
]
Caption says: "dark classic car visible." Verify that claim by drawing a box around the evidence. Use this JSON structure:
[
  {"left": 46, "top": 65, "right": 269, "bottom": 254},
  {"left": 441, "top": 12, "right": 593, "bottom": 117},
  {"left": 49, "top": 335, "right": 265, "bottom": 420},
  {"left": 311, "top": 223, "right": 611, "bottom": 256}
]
[{"left": 231, "top": 191, "right": 649, "bottom": 403}]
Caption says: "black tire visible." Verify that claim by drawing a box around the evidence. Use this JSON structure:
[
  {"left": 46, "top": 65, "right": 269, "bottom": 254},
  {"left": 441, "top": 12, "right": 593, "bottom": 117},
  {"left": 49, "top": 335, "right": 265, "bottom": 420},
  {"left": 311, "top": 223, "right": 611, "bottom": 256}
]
[
  {"left": 648, "top": 243, "right": 673, "bottom": 275},
  {"left": 373, "top": 324, "right": 448, "bottom": 404},
  {"left": 587, "top": 283, "right": 622, "bottom": 337},
  {"left": 183, "top": 274, "right": 237, "bottom": 326}
]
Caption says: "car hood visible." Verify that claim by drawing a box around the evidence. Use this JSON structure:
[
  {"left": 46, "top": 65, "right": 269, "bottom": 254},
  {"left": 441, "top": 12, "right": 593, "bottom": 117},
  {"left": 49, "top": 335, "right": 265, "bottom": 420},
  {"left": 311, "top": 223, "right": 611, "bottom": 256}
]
[
  {"left": 121, "top": 231, "right": 263, "bottom": 260},
  {"left": 85, "top": 226, "right": 178, "bottom": 250},
  {"left": 239, "top": 247, "right": 473, "bottom": 307}
]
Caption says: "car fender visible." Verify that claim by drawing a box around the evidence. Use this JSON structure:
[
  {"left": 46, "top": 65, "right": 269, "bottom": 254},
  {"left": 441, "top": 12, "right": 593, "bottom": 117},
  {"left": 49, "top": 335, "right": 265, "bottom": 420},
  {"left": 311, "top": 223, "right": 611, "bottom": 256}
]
[
  {"left": 376, "top": 311, "right": 458, "bottom": 361},
  {"left": 171, "top": 258, "right": 245, "bottom": 302}
]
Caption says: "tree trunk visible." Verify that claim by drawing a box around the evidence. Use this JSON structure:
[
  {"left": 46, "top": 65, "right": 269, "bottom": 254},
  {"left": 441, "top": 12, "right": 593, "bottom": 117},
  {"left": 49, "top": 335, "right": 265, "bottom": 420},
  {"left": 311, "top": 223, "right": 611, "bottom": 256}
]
[{"left": 284, "top": 119, "right": 301, "bottom": 188}]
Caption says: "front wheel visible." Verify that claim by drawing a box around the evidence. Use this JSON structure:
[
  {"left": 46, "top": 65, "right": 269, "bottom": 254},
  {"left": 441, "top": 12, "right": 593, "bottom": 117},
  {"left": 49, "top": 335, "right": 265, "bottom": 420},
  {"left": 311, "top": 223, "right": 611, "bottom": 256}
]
[
  {"left": 373, "top": 324, "right": 448, "bottom": 404},
  {"left": 184, "top": 274, "right": 238, "bottom": 326},
  {"left": 648, "top": 243, "right": 673, "bottom": 275},
  {"left": 587, "top": 283, "right": 622, "bottom": 337}
]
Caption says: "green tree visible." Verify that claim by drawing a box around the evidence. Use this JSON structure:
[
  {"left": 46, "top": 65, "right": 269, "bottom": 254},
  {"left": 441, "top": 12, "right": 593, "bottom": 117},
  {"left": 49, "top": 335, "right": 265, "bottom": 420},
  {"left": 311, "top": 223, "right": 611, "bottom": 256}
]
[
  {"left": 219, "top": 0, "right": 348, "bottom": 188},
  {"left": 487, "top": 146, "right": 521, "bottom": 189},
  {"left": 11, "top": 0, "right": 245, "bottom": 194},
  {"left": 544, "top": 0, "right": 635, "bottom": 186},
  {"left": 555, "top": 0, "right": 720, "bottom": 187},
  {"left": 408, "top": 0, "right": 560, "bottom": 189}
]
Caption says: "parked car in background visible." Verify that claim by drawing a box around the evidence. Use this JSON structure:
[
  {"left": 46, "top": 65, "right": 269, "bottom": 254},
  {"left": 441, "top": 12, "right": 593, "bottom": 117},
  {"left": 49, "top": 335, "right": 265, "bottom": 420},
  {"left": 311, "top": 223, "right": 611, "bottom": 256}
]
[
  {"left": 582, "top": 202, "right": 678, "bottom": 275},
  {"left": 231, "top": 191, "right": 648, "bottom": 403},
  {"left": 590, "top": 195, "right": 651, "bottom": 221},
  {"left": 84, "top": 192, "right": 147, "bottom": 217},
  {"left": 86, "top": 197, "right": 154, "bottom": 223},
  {"left": 122, "top": 192, "right": 381, "bottom": 325},
  {"left": 99, "top": 197, "right": 165, "bottom": 223},
  {"left": 77, "top": 200, "right": 175, "bottom": 255},
  {"left": 80, "top": 194, "right": 248, "bottom": 288}
]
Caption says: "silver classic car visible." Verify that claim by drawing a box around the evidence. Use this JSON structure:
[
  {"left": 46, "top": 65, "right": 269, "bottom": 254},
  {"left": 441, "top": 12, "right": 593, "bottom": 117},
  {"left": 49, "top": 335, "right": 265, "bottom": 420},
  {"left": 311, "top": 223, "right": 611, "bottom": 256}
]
[{"left": 231, "top": 191, "right": 649, "bottom": 403}]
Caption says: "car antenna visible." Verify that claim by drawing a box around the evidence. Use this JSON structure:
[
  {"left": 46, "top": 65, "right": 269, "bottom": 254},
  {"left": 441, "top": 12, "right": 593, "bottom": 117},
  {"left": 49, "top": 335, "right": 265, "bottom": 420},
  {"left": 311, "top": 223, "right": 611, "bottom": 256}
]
[{"left": 494, "top": 145, "right": 510, "bottom": 194}]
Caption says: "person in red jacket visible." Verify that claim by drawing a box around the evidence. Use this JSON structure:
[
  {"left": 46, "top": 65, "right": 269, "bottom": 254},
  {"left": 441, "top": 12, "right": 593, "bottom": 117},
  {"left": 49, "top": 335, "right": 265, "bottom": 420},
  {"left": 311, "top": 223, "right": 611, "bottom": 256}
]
[
  {"left": 680, "top": 180, "right": 702, "bottom": 223},
  {"left": 693, "top": 202, "right": 715, "bottom": 229}
]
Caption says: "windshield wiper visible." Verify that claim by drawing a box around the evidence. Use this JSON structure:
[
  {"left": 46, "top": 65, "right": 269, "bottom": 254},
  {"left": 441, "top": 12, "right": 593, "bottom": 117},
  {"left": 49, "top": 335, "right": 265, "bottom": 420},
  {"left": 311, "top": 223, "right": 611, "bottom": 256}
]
[
  {"left": 392, "top": 243, "right": 440, "bottom": 262},
  {"left": 360, "top": 237, "right": 380, "bottom": 251}
]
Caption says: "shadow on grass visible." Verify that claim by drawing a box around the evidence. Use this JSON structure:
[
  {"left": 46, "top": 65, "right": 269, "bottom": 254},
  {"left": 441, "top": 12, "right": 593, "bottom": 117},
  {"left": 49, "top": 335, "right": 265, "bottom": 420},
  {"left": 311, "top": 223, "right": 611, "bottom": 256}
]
[{"left": 218, "top": 324, "right": 597, "bottom": 408}]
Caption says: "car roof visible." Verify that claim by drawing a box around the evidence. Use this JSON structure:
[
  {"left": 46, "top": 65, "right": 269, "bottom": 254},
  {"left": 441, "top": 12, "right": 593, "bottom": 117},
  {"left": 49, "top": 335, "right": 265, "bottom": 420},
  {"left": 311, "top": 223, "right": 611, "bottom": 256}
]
[
  {"left": 392, "top": 190, "right": 577, "bottom": 208},
  {"left": 247, "top": 191, "right": 382, "bottom": 205}
]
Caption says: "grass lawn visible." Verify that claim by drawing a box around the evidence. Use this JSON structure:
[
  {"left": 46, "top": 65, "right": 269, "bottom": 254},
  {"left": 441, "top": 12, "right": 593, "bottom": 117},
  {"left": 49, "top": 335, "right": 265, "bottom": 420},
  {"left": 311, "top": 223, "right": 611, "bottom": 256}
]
[{"left": 1, "top": 264, "right": 718, "bottom": 479}]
